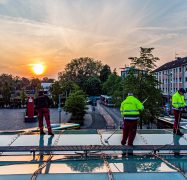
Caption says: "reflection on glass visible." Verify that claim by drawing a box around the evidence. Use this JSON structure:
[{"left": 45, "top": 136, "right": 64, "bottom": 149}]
[
  {"left": 173, "top": 134, "right": 182, "bottom": 156},
  {"left": 66, "top": 159, "right": 104, "bottom": 173},
  {"left": 35, "top": 135, "right": 54, "bottom": 174},
  {"left": 123, "top": 156, "right": 161, "bottom": 173}
]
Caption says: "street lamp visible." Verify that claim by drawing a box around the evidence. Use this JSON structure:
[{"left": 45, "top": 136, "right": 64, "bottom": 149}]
[
  {"left": 163, "top": 72, "right": 172, "bottom": 113},
  {"left": 58, "top": 94, "right": 63, "bottom": 124},
  {"left": 120, "top": 67, "right": 126, "bottom": 100}
]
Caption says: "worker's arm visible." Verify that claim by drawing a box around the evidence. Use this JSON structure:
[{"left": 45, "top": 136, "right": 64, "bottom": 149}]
[
  {"left": 46, "top": 96, "right": 51, "bottom": 108},
  {"left": 182, "top": 96, "right": 186, "bottom": 107},
  {"left": 135, "top": 98, "right": 144, "bottom": 111},
  {"left": 120, "top": 101, "right": 125, "bottom": 115},
  {"left": 34, "top": 98, "right": 38, "bottom": 109}
]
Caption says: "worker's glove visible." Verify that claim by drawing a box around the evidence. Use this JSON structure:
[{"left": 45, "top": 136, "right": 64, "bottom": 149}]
[
  {"left": 119, "top": 120, "right": 124, "bottom": 129},
  {"left": 179, "top": 107, "right": 184, "bottom": 112},
  {"left": 182, "top": 106, "right": 187, "bottom": 112}
]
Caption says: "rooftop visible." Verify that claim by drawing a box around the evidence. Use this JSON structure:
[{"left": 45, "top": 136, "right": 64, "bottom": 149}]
[
  {"left": 0, "top": 129, "right": 187, "bottom": 180},
  {"left": 154, "top": 57, "right": 187, "bottom": 72}
]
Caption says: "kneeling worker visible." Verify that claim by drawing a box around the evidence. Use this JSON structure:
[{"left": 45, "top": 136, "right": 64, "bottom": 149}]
[
  {"left": 120, "top": 93, "right": 144, "bottom": 146},
  {"left": 172, "top": 88, "right": 186, "bottom": 136}
]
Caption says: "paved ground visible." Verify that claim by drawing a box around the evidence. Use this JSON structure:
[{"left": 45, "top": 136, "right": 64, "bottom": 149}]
[
  {"left": 0, "top": 108, "right": 72, "bottom": 130},
  {"left": 88, "top": 105, "right": 106, "bottom": 129},
  {"left": 0, "top": 105, "right": 107, "bottom": 130}
]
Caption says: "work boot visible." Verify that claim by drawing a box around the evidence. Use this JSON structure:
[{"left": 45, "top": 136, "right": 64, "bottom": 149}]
[
  {"left": 176, "top": 131, "right": 184, "bottom": 136},
  {"left": 48, "top": 132, "right": 54, "bottom": 136},
  {"left": 127, "top": 151, "right": 133, "bottom": 156},
  {"left": 40, "top": 131, "right": 45, "bottom": 135},
  {"left": 173, "top": 129, "right": 184, "bottom": 136},
  {"left": 121, "top": 140, "right": 126, "bottom": 145}
]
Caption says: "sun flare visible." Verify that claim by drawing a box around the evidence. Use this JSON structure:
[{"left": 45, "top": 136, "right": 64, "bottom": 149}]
[{"left": 32, "top": 64, "right": 45, "bottom": 75}]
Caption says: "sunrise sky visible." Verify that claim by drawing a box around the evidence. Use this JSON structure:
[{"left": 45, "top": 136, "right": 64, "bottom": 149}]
[{"left": 0, "top": 0, "right": 187, "bottom": 79}]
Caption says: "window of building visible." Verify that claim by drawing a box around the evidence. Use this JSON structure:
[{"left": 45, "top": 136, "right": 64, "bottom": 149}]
[
  {"left": 185, "top": 77, "right": 187, "bottom": 82},
  {"left": 179, "top": 77, "right": 182, "bottom": 82},
  {"left": 179, "top": 67, "right": 182, "bottom": 72}
]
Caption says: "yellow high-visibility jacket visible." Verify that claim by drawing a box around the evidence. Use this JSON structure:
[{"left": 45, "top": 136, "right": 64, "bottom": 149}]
[
  {"left": 120, "top": 96, "right": 144, "bottom": 116},
  {"left": 172, "top": 91, "right": 186, "bottom": 110}
]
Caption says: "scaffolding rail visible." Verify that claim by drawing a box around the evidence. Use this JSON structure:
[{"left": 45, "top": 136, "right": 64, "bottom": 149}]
[{"left": 0, "top": 145, "right": 187, "bottom": 153}]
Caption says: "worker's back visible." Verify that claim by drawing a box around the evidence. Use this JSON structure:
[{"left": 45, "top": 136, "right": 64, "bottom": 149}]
[
  {"left": 120, "top": 96, "right": 143, "bottom": 116},
  {"left": 35, "top": 95, "right": 50, "bottom": 109}
]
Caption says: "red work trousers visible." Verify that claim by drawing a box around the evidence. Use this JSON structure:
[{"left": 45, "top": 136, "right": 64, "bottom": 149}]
[
  {"left": 121, "top": 120, "right": 138, "bottom": 146},
  {"left": 38, "top": 108, "right": 52, "bottom": 133},
  {"left": 173, "top": 110, "right": 181, "bottom": 130}
]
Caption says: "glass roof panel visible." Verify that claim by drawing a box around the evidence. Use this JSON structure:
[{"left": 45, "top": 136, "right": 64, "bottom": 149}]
[
  {"left": 139, "top": 134, "right": 187, "bottom": 145},
  {"left": 113, "top": 172, "right": 186, "bottom": 180},
  {"left": 0, "top": 173, "right": 185, "bottom": 180},
  {"left": 37, "top": 173, "right": 109, "bottom": 180},
  {"left": 0, "top": 135, "right": 19, "bottom": 146},
  {"left": 0, "top": 164, "right": 39, "bottom": 175},
  {"left": 57, "top": 134, "right": 102, "bottom": 145},
  {"left": 0, "top": 175, "right": 31, "bottom": 180}
]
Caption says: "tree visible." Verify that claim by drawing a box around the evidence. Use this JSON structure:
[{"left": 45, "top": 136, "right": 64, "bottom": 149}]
[
  {"left": 102, "top": 72, "right": 121, "bottom": 96},
  {"left": 125, "top": 47, "right": 162, "bottom": 128},
  {"left": 0, "top": 74, "right": 14, "bottom": 107},
  {"left": 129, "top": 47, "right": 159, "bottom": 71},
  {"left": 64, "top": 90, "right": 87, "bottom": 124},
  {"left": 84, "top": 77, "right": 102, "bottom": 96},
  {"left": 50, "top": 81, "right": 62, "bottom": 107},
  {"left": 60, "top": 80, "right": 80, "bottom": 95},
  {"left": 58, "top": 57, "right": 103, "bottom": 90},
  {"left": 30, "top": 78, "right": 41, "bottom": 97},
  {"left": 99, "top": 64, "right": 111, "bottom": 83},
  {"left": 13, "top": 76, "right": 22, "bottom": 91},
  {"left": 20, "top": 88, "right": 27, "bottom": 107},
  {"left": 42, "top": 77, "right": 55, "bottom": 83},
  {"left": 21, "top": 77, "right": 30, "bottom": 88},
  {"left": 2, "top": 82, "right": 11, "bottom": 107}
]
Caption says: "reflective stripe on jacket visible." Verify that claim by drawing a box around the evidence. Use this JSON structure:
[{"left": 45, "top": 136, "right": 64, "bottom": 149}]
[
  {"left": 172, "top": 91, "right": 186, "bottom": 110},
  {"left": 123, "top": 116, "right": 140, "bottom": 120},
  {"left": 120, "top": 95, "right": 144, "bottom": 116}
]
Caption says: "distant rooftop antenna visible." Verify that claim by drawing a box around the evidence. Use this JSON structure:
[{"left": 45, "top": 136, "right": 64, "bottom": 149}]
[{"left": 175, "top": 52, "right": 179, "bottom": 60}]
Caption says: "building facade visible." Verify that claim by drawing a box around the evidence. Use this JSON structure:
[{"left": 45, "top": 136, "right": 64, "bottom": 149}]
[
  {"left": 41, "top": 82, "right": 53, "bottom": 95},
  {"left": 154, "top": 57, "right": 187, "bottom": 98},
  {"left": 120, "top": 66, "right": 146, "bottom": 78}
]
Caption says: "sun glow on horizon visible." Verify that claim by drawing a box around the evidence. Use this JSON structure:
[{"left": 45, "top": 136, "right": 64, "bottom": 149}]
[{"left": 32, "top": 64, "right": 45, "bottom": 75}]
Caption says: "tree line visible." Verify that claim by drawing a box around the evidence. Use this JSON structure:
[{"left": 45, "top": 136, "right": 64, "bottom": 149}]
[{"left": 0, "top": 75, "right": 54, "bottom": 108}]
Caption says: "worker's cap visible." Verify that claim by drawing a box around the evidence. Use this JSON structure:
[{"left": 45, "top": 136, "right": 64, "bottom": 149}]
[
  {"left": 179, "top": 88, "right": 186, "bottom": 94},
  {"left": 38, "top": 90, "right": 44, "bottom": 96},
  {"left": 128, "top": 92, "right": 133, "bottom": 96}
]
